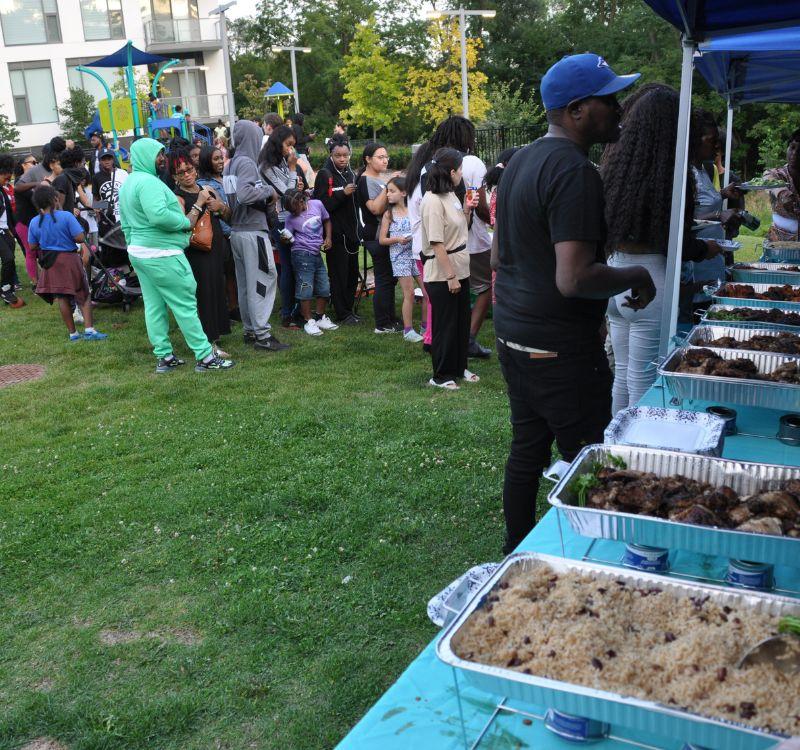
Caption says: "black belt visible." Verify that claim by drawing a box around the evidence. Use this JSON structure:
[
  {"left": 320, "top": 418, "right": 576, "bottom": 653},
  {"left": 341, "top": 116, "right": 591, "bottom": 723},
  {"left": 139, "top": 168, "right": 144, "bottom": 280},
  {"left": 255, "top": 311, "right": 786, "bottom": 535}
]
[{"left": 421, "top": 243, "right": 466, "bottom": 264}]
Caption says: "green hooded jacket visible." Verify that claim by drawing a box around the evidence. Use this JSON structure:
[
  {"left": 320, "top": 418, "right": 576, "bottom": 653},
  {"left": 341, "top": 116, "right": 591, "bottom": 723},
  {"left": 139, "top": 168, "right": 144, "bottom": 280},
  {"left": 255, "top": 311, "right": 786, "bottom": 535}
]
[{"left": 119, "top": 138, "right": 190, "bottom": 251}]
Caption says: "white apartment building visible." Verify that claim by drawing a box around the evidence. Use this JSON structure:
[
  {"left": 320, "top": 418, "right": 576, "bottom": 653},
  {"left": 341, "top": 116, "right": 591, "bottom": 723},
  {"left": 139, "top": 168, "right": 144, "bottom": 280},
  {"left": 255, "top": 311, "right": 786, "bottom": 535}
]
[{"left": 0, "top": 0, "right": 231, "bottom": 150}]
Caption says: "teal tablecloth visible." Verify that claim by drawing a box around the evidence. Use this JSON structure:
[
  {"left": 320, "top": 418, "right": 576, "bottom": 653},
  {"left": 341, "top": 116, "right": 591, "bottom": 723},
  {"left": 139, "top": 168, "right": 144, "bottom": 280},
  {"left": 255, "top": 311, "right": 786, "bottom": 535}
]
[{"left": 337, "top": 381, "right": 800, "bottom": 750}]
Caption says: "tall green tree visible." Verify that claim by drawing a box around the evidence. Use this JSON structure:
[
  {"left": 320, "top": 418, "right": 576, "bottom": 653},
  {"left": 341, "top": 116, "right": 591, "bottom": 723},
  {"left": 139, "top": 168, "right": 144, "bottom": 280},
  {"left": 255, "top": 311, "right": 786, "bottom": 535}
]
[
  {"left": 0, "top": 107, "right": 19, "bottom": 150},
  {"left": 58, "top": 88, "right": 96, "bottom": 144},
  {"left": 340, "top": 20, "right": 404, "bottom": 139}
]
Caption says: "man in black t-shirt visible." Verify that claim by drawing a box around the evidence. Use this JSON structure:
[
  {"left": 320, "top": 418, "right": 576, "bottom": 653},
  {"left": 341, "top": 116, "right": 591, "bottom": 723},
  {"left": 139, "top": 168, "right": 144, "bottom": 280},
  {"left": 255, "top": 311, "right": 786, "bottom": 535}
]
[{"left": 495, "top": 53, "right": 656, "bottom": 553}]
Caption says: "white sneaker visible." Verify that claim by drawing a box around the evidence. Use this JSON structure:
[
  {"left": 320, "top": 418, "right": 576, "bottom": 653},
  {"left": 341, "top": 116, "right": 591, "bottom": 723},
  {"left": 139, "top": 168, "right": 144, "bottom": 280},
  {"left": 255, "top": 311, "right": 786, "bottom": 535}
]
[
  {"left": 403, "top": 329, "right": 423, "bottom": 343},
  {"left": 73, "top": 307, "right": 84, "bottom": 325},
  {"left": 316, "top": 314, "right": 339, "bottom": 331},
  {"left": 304, "top": 319, "right": 323, "bottom": 336}
]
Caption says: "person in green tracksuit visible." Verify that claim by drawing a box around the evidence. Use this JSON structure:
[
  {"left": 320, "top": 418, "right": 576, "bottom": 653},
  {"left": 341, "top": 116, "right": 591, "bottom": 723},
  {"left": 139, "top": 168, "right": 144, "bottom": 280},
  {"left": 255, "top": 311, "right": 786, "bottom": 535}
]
[{"left": 119, "top": 138, "right": 234, "bottom": 374}]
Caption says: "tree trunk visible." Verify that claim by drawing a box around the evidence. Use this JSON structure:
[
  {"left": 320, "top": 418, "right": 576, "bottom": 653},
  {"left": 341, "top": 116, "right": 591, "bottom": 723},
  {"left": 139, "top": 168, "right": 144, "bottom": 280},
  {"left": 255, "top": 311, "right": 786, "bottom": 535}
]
[{"left": 373, "top": 125, "right": 377, "bottom": 141}]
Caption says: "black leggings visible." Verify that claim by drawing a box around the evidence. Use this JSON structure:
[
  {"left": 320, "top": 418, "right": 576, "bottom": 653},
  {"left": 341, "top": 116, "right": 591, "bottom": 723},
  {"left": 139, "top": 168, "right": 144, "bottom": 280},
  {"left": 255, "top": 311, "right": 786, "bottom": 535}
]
[
  {"left": 365, "top": 240, "right": 398, "bottom": 328},
  {"left": 327, "top": 236, "right": 359, "bottom": 319},
  {"left": 0, "top": 231, "right": 16, "bottom": 288}
]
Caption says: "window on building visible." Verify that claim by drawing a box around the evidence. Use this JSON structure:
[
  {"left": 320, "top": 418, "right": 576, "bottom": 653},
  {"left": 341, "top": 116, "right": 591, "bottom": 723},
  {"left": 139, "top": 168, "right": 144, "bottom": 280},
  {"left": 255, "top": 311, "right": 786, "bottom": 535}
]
[
  {"left": 66, "top": 59, "right": 122, "bottom": 104},
  {"left": 80, "top": 0, "right": 125, "bottom": 41},
  {"left": 144, "top": 0, "right": 198, "bottom": 18},
  {"left": 9, "top": 62, "right": 58, "bottom": 125},
  {"left": 0, "top": 0, "right": 61, "bottom": 45}
]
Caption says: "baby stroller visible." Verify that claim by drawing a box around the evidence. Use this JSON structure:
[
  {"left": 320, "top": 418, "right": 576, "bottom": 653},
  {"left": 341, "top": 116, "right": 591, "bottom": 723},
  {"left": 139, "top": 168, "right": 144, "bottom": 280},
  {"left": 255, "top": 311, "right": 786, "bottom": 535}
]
[{"left": 90, "top": 202, "right": 142, "bottom": 312}]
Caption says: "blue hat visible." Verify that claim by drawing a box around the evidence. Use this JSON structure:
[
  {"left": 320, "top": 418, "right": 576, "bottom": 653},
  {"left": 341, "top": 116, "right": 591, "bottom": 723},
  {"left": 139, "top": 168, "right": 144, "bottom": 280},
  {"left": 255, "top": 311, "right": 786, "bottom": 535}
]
[
  {"left": 98, "top": 148, "right": 115, "bottom": 159},
  {"left": 540, "top": 53, "right": 640, "bottom": 111}
]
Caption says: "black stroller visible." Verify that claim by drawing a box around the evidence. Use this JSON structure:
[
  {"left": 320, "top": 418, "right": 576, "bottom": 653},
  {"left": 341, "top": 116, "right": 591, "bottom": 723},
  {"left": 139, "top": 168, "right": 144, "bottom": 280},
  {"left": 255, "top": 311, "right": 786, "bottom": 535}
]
[{"left": 89, "top": 202, "right": 142, "bottom": 312}]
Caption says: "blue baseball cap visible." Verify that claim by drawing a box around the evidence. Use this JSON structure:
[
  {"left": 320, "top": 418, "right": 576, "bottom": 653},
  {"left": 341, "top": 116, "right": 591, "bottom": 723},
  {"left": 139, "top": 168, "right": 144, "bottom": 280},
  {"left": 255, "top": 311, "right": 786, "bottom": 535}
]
[{"left": 541, "top": 53, "right": 640, "bottom": 111}]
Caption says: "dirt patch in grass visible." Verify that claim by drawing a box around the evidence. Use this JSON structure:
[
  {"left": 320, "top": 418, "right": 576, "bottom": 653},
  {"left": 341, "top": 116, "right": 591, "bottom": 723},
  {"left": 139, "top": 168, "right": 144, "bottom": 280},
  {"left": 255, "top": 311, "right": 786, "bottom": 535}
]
[
  {"left": 99, "top": 627, "right": 202, "bottom": 646},
  {"left": 20, "top": 738, "right": 68, "bottom": 750},
  {"left": 33, "top": 677, "right": 54, "bottom": 692}
]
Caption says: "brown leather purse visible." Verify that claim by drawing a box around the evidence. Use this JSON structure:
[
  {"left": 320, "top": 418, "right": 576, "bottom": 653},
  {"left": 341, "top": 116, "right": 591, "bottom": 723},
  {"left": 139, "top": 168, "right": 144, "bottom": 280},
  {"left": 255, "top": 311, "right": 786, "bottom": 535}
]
[{"left": 190, "top": 205, "right": 213, "bottom": 252}]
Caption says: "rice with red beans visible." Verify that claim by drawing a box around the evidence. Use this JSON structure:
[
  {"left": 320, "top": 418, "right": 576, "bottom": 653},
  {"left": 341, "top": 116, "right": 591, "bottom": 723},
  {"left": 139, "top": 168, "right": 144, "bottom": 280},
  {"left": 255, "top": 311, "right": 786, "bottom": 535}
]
[{"left": 452, "top": 562, "right": 800, "bottom": 736}]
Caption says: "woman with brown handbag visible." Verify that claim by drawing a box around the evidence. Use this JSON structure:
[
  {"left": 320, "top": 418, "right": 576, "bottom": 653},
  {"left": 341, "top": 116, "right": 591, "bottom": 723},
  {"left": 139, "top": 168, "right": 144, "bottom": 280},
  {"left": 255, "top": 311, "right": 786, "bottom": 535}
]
[{"left": 171, "top": 149, "right": 232, "bottom": 358}]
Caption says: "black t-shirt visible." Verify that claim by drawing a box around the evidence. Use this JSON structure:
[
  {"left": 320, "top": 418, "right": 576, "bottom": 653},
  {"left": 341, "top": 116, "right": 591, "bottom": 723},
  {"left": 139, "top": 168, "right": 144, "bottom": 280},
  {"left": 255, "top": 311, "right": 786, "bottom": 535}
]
[
  {"left": 494, "top": 137, "right": 607, "bottom": 353},
  {"left": 357, "top": 175, "right": 383, "bottom": 242}
]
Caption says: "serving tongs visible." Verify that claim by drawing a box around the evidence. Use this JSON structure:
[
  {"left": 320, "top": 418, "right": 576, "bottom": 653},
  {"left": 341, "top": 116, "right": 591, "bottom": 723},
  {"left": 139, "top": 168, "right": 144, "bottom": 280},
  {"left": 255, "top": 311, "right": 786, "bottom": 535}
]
[{"left": 738, "top": 616, "right": 800, "bottom": 674}]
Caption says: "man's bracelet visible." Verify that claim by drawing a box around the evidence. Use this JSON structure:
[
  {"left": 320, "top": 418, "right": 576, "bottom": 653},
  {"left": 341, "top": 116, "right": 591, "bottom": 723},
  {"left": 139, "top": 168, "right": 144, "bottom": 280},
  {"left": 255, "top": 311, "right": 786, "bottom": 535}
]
[{"left": 190, "top": 204, "right": 202, "bottom": 213}]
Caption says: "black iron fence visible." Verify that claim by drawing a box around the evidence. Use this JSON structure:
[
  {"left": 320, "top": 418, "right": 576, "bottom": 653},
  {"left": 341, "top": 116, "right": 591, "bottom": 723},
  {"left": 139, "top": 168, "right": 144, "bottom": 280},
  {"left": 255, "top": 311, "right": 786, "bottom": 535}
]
[{"left": 474, "top": 125, "right": 605, "bottom": 166}]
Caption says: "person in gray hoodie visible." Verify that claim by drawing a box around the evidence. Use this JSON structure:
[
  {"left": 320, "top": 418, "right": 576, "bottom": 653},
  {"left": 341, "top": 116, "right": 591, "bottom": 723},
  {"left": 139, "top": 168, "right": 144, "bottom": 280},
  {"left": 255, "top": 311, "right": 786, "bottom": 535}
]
[{"left": 223, "top": 120, "right": 289, "bottom": 352}]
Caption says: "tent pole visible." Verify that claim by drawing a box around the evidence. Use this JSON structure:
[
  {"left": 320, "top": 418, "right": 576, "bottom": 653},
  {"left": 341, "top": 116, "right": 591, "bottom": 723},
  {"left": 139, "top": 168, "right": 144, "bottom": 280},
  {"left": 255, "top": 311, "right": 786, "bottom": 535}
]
[
  {"left": 723, "top": 98, "right": 733, "bottom": 190},
  {"left": 659, "top": 37, "right": 696, "bottom": 358}
]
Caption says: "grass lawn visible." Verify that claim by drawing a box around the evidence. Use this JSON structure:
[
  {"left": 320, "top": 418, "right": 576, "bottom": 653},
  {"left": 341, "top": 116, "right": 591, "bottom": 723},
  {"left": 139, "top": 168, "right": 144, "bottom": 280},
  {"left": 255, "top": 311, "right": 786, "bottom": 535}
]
[{"left": 0, "top": 253, "right": 551, "bottom": 750}]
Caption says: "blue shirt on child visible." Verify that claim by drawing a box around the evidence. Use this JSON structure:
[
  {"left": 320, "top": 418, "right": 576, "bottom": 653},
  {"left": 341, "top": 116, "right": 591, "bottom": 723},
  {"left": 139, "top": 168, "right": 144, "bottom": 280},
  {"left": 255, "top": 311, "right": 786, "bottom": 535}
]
[
  {"left": 285, "top": 199, "right": 330, "bottom": 255},
  {"left": 28, "top": 211, "right": 83, "bottom": 251}
]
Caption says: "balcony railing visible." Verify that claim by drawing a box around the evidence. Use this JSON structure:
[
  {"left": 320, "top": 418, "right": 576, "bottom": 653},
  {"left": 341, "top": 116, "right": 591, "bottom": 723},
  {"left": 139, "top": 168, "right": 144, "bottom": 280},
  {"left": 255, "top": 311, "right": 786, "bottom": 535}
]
[{"left": 143, "top": 17, "right": 221, "bottom": 50}]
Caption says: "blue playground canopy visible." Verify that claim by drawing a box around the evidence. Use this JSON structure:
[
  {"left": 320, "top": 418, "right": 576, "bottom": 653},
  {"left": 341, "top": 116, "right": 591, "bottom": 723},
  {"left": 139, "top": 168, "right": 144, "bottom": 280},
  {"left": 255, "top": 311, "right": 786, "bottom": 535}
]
[
  {"left": 86, "top": 43, "right": 167, "bottom": 68},
  {"left": 696, "top": 25, "right": 800, "bottom": 104},
  {"left": 644, "top": 0, "right": 800, "bottom": 36},
  {"left": 265, "top": 82, "right": 294, "bottom": 97}
]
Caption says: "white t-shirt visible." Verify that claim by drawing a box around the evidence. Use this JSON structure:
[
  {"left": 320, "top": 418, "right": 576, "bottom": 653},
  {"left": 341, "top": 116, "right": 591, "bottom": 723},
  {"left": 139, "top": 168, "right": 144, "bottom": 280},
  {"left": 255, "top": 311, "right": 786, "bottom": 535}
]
[
  {"left": 126, "top": 244, "right": 182, "bottom": 259},
  {"left": 461, "top": 154, "right": 491, "bottom": 255}
]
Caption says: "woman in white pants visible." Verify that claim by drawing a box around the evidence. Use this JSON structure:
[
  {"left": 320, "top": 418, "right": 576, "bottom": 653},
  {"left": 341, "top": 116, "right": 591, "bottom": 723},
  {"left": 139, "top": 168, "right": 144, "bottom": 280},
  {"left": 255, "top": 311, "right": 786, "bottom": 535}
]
[{"left": 601, "top": 85, "right": 722, "bottom": 415}]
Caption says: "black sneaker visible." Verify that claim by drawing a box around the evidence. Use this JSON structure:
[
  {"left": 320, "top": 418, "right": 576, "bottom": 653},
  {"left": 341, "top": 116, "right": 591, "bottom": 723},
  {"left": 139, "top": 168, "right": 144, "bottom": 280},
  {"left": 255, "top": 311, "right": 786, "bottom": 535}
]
[
  {"left": 390, "top": 321, "right": 404, "bottom": 332},
  {"left": 243, "top": 331, "right": 256, "bottom": 344},
  {"left": 468, "top": 340, "right": 492, "bottom": 359},
  {"left": 1, "top": 285, "right": 23, "bottom": 308},
  {"left": 155, "top": 354, "right": 185, "bottom": 374},
  {"left": 253, "top": 334, "right": 290, "bottom": 351},
  {"left": 195, "top": 354, "right": 235, "bottom": 372},
  {"left": 341, "top": 314, "right": 361, "bottom": 325},
  {"left": 374, "top": 325, "right": 399, "bottom": 334}
]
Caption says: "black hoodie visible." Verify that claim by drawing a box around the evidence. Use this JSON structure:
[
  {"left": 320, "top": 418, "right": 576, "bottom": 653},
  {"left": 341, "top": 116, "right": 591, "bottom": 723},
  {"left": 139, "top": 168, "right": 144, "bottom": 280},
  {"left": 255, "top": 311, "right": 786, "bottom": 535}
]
[{"left": 313, "top": 157, "right": 359, "bottom": 244}]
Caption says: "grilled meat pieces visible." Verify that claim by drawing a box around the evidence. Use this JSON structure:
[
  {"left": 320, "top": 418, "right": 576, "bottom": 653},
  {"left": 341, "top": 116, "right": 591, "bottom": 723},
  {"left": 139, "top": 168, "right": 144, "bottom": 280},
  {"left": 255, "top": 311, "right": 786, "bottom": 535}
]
[{"left": 675, "top": 348, "right": 800, "bottom": 383}]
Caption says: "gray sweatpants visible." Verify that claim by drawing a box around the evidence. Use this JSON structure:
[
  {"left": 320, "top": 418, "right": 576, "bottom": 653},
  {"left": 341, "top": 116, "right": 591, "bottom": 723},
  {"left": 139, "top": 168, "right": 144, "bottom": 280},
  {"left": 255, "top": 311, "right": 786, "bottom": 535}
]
[{"left": 230, "top": 230, "right": 277, "bottom": 339}]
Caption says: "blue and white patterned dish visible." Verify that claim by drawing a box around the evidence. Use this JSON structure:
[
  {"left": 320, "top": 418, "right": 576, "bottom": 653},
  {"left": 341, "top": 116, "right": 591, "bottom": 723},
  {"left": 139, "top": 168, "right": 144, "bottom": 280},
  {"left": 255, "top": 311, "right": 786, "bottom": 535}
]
[
  {"left": 604, "top": 406, "right": 726, "bottom": 457},
  {"left": 427, "top": 562, "right": 500, "bottom": 628}
]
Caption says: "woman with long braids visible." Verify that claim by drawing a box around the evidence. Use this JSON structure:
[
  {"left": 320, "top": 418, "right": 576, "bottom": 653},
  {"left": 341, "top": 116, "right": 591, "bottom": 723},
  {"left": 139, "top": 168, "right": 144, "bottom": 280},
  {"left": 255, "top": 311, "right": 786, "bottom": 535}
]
[
  {"left": 313, "top": 135, "right": 361, "bottom": 324},
  {"left": 357, "top": 141, "right": 400, "bottom": 333},
  {"left": 601, "top": 85, "right": 722, "bottom": 414},
  {"left": 406, "top": 116, "right": 475, "bottom": 350}
]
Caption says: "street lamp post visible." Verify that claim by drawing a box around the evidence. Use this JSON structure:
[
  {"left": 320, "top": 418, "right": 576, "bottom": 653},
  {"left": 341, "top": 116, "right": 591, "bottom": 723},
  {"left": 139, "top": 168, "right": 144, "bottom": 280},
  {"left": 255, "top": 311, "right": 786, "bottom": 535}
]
[
  {"left": 426, "top": 7, "right": 496, "bottom": 119},
  {"left": 271, "top": 45, "right": 312, "bottom": 113},
  {"left": 210, "top": 1, "right": 237, "bottom": 127}
]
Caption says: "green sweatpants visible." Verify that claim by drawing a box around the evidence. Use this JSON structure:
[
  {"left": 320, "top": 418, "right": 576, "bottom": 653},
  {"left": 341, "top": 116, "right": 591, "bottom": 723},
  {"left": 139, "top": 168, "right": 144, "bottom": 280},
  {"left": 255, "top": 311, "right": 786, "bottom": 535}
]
[{"left": 129, "top": 253, "right": 213, "bottom": 361}]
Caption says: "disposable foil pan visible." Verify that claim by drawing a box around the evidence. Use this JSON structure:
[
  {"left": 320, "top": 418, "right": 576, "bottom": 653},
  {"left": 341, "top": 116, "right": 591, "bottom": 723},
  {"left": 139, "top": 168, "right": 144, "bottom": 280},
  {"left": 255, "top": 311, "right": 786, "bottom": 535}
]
[
  {"left": 437, "top": 552, "right": 800, "bottom": 750},
  {"left": 658, "top": 345, "right": 800, "bottom": 412},
  {"left": 685, "top": 324, "right": 800, "bottom": 356},
  {"left": 546, "top": 444, "right": 800, "bottom": 567},
  {"left": 701, "top": 304, "right": 800, "bottom": 332},
  {"left": 763, "top": 241, "right": 800, "bottom": 262},
  {"left": 713, "top": 282, "right": 800, "bottom": 310},
  {"left": 731, "top": 262, "right": 800, "bottom": 286}
]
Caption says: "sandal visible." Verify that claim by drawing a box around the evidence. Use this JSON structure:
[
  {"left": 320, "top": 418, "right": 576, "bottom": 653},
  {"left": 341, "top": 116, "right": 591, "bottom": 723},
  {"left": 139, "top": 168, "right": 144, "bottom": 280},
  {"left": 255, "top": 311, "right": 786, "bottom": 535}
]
[
  {"left": 462, "top": 369, "right": 480, "bottom": 383},
  {"left": 428, "top": 378, "right": 460, "bottom": 390}
]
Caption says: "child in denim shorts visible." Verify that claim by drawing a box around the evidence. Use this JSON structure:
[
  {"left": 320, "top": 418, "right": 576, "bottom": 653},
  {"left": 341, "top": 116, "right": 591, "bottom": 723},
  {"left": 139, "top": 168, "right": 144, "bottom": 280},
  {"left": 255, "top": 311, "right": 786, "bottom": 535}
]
[{"left": 284, "top": 189, "right": 339, "bottom": 336}]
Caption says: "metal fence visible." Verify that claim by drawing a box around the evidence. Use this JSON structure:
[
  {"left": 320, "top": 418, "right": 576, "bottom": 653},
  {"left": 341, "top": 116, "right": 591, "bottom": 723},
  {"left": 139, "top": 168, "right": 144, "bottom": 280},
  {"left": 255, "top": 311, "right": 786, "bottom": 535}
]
[{"left": 474, "top": 125, "right": 544, "bottom": 164}]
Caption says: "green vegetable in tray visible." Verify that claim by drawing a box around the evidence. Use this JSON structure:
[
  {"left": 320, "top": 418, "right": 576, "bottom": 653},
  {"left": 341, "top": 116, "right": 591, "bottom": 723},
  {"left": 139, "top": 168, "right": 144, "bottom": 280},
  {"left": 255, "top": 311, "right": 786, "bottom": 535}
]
[
  {"left": 574, "top": 456, "right": 628, "bottom": 507},
  {"left": 707, "top": 310, "right": 743, "bottom": 321},
  {"left": 778, "top": 615, "right": 800, "bottom": 636},
  {"left": 744, "top": 177, "right": 786, "bottom": 188}
]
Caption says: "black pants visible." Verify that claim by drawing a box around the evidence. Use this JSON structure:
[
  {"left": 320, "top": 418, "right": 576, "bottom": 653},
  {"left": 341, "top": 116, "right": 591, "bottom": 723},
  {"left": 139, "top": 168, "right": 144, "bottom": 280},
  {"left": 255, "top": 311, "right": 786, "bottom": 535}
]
[
  {"left": 327, "top": 236, "right": 359, "bottom": 319},
  {"left": 497, "top": 339, "right": 612, "bottom": 553},
  {"left": 271, "top": 226, "right": 296, "bottom": 319},
  {"left": 426, "top": 278, "right": 470, "bottom": 382},
  {"left": 365, "top": 240, "right": 398, "bottom": 328},
  {"left": 0, "top": 231, "right": 16, "bottom": 288}
]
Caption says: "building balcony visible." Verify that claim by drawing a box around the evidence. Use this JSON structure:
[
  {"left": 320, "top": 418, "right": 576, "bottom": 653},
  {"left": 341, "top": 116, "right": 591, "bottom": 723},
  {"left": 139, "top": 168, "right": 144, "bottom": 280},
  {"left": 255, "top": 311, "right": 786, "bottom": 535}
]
[
  {"left": 143, "top": 17, "right": 222, "bottom": 53},
  {"left": 155, "top": 95, "right": 228, "bottom": 122}
]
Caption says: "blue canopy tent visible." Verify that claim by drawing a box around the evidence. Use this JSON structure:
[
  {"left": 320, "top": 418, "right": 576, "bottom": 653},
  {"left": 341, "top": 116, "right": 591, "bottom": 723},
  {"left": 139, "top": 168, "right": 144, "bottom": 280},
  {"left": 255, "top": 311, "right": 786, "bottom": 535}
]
[
  {"left": 83, "top": 41, "right": 171, "bottom": 137},
  {"left": 641, "top": 0, "right": 800, "bottom": 355}
]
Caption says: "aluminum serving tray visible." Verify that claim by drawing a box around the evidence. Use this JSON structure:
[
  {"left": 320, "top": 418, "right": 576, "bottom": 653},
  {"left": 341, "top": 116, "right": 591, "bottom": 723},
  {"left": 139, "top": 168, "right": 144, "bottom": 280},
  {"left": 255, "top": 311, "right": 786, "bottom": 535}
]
[
  {"left": 713, "top": 282, "right": 800, "bottom": 310},
  {"left": 763, "top": 241, "right": 800, "bottom": 263},
  {"left": 437, "top": 552, "right": 800, "bottom": 750},
  {"left": 658, "top": 344, "right": 800, "bottom": 412},
  {"left": 547, "top": 444, "right": 800, "bottom": 567},
  {"left": 731, "top": 262, "right": 800, "bottom": 286},
  {"left": 701, "top": 304, "right": 800, "bottom": 333},
  {"left": 685, "top": 323, "right": 800, "bottom": 356}
]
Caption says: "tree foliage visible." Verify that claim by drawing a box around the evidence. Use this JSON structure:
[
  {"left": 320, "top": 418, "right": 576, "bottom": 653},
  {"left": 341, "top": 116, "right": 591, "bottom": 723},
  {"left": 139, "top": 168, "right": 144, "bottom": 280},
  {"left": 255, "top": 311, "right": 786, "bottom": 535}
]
[
  {"left": 0, "top": 107, "right": 19, "bottom": 150},
  {"left": 340, "top": 20, "right": 404, "bottom": 139},
  {"left": 481, "top": 81, "right": 545, "bottom": 130},
  {"left": 236, "top": 73, "right": 271, "bottom": 121},
  {"left": 58, "top": 88, "right": 96, "bottom": 144},
  {"left": 406, "top": 18, "right": 490, "bottom": 127}
]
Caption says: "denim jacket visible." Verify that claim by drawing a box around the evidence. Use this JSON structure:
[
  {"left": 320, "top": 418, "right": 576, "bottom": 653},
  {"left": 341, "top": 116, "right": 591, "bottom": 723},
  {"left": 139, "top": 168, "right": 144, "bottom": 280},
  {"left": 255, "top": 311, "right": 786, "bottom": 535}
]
[{"left": 197, "top": 176, "right": 232, "bottom": 237}]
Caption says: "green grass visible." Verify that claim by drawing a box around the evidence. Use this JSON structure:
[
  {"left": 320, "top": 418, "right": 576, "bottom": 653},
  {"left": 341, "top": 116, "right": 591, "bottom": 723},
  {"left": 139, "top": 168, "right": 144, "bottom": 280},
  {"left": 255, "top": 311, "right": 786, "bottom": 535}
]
[{"left": 0, "top": 253, "right": 551, "bottom": 750}]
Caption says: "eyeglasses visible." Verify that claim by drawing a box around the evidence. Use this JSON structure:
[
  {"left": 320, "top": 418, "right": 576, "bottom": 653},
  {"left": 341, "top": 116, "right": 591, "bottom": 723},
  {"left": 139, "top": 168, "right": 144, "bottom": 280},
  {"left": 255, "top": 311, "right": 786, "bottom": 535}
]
[
  {"left": 24, "top": 159, "right": 37, "bottom": 166},
  {"left": 175, "top": 167, "right": 196, "bottom": 177}
]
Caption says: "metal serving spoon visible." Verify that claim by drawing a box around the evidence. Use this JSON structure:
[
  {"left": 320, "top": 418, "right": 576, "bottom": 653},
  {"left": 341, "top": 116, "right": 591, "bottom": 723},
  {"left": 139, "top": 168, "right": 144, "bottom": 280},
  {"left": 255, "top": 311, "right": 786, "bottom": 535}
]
[{"left": 738, "top": 633, "right": 800, "bottom": 674}]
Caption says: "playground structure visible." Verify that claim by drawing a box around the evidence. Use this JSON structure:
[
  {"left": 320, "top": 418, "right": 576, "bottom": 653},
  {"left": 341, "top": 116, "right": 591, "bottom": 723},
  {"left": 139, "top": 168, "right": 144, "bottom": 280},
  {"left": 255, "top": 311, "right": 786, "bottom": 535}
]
[
  {"left": 264, "top": 82, "right": 295, "bottom": 119},
  {"left": 77, "top": 41, "right": 214, "bottom": 153}
]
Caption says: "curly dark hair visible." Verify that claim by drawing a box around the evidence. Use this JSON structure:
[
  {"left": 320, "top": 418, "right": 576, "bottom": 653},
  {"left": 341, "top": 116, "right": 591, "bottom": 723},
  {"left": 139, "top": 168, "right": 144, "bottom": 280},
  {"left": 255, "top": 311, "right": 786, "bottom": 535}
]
[
  {"left": 601, "top": 84, "right": 696, "bottom": 255},
  {"left": 406, "top": 116, "right": 475, "bottom": 196},
  {"left": 0, "top": 153, "right": 14, "bottom": 175},
  {"left": 167, "top": 147, "right": 194, "bottom": 176}
]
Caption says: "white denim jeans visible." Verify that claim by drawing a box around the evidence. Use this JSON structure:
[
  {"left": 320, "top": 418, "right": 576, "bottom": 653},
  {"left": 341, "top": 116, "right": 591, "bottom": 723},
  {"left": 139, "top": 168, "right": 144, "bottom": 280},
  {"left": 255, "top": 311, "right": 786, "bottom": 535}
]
[{"left": 606, "top": 252, "right": 666, "bottom": 416}]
